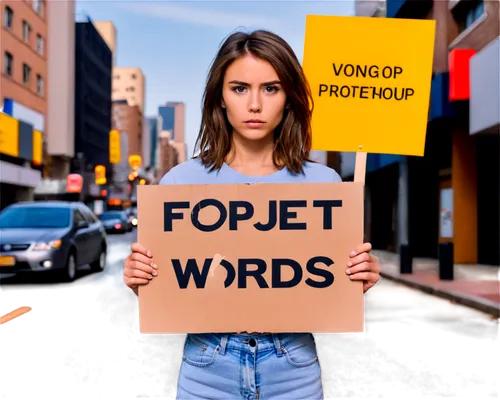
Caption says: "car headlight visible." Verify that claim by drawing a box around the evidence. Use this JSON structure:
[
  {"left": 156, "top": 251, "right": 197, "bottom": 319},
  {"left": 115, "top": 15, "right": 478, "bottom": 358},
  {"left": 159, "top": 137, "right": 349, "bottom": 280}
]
[{"left": 33, "top": 239, "right": 62, "bottom": 251}]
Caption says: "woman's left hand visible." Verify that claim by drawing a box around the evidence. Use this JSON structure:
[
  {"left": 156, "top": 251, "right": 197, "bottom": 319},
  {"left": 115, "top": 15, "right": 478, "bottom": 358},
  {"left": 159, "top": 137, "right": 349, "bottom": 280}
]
[{"left": 346, "top": 242, "right": 381, "bottom": 293}]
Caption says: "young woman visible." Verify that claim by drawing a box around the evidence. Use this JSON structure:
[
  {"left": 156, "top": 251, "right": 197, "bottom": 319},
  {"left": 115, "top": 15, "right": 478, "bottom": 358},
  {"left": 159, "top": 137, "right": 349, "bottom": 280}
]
[{"left": 124, "top": 30, "right": 381, "bottom": 399}]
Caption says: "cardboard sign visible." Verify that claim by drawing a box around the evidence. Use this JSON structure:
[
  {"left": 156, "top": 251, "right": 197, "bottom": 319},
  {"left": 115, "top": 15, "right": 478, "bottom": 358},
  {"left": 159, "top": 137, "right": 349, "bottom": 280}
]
[
  {"left": 303, "top": 15, "right": 436, "bottom": 156},
  {"left": 137, "top": 183, "right": 364, "bottom": 334}
]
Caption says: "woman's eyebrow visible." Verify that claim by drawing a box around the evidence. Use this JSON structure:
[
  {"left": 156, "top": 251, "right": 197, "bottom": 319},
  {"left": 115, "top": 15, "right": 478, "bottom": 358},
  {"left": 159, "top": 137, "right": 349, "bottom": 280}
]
[{"left": 228, "top": 80, "right": 282, "bottom": 86}]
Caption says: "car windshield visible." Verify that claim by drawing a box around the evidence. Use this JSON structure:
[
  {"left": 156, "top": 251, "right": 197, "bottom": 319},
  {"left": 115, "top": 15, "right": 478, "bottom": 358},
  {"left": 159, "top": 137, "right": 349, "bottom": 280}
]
[
  {"left": 99, "top": 212, "right": 123, "bottom": 221},
  {"left": 0, "top": 207, "right": 71, "bottom": 229}
]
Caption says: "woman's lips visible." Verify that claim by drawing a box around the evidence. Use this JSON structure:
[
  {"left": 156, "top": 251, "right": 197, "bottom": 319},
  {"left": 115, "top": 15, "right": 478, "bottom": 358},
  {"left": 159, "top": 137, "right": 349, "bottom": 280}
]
[{"left": 244, "top": 120, "right": 265, "bottom": 128}]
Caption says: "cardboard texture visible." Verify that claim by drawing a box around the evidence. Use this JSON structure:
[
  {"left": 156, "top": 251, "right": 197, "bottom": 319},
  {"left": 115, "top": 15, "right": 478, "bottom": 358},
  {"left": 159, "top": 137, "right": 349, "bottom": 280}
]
[
  {"left": 302, "top": 15, "right": 436, "bottom": 156},
  {"left": 138, "top": 183, "right": 364, "bottom": 334}
]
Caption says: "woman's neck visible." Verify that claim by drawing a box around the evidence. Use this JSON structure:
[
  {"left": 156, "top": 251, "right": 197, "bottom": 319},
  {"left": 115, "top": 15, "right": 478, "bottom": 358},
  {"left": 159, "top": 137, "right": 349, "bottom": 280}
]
[{"left": 225, "top": 133, "right": 278, "bottom": 176}]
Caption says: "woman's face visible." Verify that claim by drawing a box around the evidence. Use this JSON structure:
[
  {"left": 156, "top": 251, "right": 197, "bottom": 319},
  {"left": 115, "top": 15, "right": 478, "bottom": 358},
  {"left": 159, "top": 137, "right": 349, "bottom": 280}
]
[{"left": 222, "top": 54, "right": 287, "bottom": 143}]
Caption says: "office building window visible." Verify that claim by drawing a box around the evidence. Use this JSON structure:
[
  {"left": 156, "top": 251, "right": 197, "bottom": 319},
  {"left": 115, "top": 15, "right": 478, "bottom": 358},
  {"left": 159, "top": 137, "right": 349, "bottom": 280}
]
[
  {"left": 37, "top": 74, "right": 43, "bottom": 95},
  {"left": 36, "top": 34, "right": 44, "bottom": 55},
  {"left": 33, "top": 0, "right": 42, "bottom": 14},
  {"left": 455, "top": 0, "right": 485, "bottom": 33},
  {"left": 23, "top": 63, "right": 31, "bottom": 84},
  {"left": 4, "top": 52, "right": 13, "bottom": 76},
  {"left": 4, "top": 6, "right": 13, "bottom": 29},
  {"left": 22, "top": 20, "right": 31, "bottom": 42}
]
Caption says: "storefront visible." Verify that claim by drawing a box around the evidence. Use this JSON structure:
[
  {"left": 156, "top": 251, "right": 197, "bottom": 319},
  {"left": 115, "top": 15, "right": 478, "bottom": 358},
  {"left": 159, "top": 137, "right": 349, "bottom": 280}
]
[
  {"left": 469, "top": 37, "right": 500, "bottom": 265},
  {"left": 0, "top": 112, "right": 43, "bottom": 210}
]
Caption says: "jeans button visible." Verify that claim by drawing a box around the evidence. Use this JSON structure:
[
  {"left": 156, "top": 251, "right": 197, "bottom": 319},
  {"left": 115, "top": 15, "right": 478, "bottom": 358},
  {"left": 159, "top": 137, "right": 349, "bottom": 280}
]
[{"left": 249, "top": 338, "right": 256, "bottom": 347}]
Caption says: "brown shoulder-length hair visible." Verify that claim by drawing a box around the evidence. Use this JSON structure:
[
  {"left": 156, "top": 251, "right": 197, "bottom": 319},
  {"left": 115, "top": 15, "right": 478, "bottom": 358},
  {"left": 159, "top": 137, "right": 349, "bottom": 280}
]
[{"left": 194, "top": 29, "right": 314, "bottom": 174}]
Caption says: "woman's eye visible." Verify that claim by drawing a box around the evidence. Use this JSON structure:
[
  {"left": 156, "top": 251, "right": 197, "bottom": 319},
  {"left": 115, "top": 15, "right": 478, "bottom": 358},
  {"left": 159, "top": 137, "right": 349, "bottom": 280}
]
[
  {"left": 233, "top": 86, "right": 246, "bottom": 93},
  {"left": 265, "top": 86, "right": 278, "bottom": 93}
]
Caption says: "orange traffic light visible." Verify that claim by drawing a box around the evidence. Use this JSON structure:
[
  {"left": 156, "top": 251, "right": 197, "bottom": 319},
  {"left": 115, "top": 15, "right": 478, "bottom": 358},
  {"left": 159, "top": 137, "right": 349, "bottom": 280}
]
[
  {"left": 129, "top": 155, "right": 142, "bottom": 171},
  {"left": 94, "top": 165, "right": 107, "bottom": 185}
]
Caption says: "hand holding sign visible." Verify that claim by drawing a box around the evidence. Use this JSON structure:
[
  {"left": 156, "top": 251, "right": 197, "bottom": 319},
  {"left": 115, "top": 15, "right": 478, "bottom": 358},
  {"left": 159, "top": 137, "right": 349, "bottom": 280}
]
[
  {"left": 124, "top": 240, "right": 380, "bottom": 298},
  {"left": 124, "top": 242, "right": 158, "bottom": 295},
  {"left": 345, "top": 242, "right": 380, "bottom": 293}
]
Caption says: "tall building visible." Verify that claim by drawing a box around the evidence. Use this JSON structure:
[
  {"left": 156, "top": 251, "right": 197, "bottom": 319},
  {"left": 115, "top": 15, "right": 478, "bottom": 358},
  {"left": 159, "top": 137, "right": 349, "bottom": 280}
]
[
  {"left": 147, "top": 115, "right": 162, "bottom": 169},
  {"left": 158, "top": 102, "right": 187, "bottom": 164},
  {"left": 142, "top": 117, "right": 151, "bottom": 168},
  {"left": 112, "top": 67, "right": 146, "bottom": 114},
  {"left": 157, "top": 130, "right": 179, "bottom": 180},
  {"left": 93, "top": 21, "right": 116, "bottom": 66},
  {"left": 158, "top": 102, "right": 185, "bottom": 142},
  {"left": 107, "top": 130, "right": 129, "bottom": 202},
  {"left": 359, "top": 0, "right": 499, "bottom": 265},
  {"left": 0, "top": 0, "right": 46, "bottom": 208},
  {"left": 74, "top": 17, "right": 113, "bottom": 185},
  {"left": 45, "top": 0, "right": 75, "bottom": 180},
  {"left": 112, "top": 100, "right": 143, "bottom": 158}
]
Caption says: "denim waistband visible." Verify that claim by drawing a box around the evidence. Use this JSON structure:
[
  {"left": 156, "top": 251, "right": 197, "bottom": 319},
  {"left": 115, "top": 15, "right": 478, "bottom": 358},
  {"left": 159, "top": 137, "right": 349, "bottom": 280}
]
[{"left": 187, "top": 332, "right": 310, "bottom": 355}]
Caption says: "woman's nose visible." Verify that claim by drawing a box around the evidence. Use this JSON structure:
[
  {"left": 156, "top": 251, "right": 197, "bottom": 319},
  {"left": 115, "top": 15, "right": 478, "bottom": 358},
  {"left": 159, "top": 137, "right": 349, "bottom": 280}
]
[{"left": 248, "top": 92, "right": 262, "bottom": 113}]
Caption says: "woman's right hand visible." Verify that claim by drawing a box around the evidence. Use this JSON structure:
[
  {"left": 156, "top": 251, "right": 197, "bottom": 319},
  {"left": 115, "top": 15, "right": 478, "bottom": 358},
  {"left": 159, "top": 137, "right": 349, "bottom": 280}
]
[{"left": 123, "top": 242, "right": 158, "bottom": 295}]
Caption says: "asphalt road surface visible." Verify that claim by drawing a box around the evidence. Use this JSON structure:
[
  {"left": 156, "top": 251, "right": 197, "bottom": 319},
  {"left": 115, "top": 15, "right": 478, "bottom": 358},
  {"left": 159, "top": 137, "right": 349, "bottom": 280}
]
[{"left": 0, "top": 231, "right": 498, "bottom": 399}]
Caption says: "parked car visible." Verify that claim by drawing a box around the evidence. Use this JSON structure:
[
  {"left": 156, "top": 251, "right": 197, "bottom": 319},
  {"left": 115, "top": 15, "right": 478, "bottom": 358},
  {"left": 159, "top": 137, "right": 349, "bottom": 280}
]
[
  {"left": 0, "top": 201, "right": 107, "bottom": 281},
  {"left": 98, "top": 211, "right": 132, "bottom": 233}
]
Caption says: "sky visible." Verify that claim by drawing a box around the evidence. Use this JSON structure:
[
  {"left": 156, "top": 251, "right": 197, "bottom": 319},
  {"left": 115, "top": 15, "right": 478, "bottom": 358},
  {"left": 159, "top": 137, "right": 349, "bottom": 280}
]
[{"left": 76, "top": 0, "right": 355, "bottom": 156}]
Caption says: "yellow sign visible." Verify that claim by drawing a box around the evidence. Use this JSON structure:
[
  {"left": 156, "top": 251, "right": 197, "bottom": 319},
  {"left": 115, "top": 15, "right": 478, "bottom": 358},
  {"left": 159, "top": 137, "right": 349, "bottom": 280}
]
[
  {"left": 302, "top": 15, "right": 435, "bottom": 156},
  {"left": 0, "top": 113, "right": 19, "bottom": 157},
  {"left": 33, "top": 130, "right": 43, "bottom": 165},
  {"left": 109, "top": 129, "right": 121, "bottom": 164},
  {"left": 94, "top": 165, "right": 107, "bottom": 185},
  {"left": 129, "top": 154, "right": 142, "bottom": 170}
]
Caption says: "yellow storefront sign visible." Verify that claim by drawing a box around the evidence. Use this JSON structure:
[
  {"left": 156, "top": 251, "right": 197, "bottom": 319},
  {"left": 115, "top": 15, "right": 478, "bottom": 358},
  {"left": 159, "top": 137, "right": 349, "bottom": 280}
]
[
  {"left": 109, "top": 129, "right": 121, "bottom": 164},
  {"left": 33, "top": 130, "right": 43, "bottom": 165},
  {"left": 0, "top": 113, "right": 19, "bottom": 157},
  {"left": 303, "top": 16, "right": 435, "bottom": 156}
]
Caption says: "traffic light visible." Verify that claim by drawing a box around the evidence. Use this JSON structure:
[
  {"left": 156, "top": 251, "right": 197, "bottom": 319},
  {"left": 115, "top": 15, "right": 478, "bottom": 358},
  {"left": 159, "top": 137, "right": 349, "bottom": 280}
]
[
  {"left": 95, "top": 165, "right": 107, "bottom": 185},
  {"left": 109, "top": 130, "right": 121, "bottom": 164},
  {"left": 128, "top": 155, "right": 142, "bottom": 171},
  {"left": 139, "top": 178, "right": 146, "bottom": 185}
]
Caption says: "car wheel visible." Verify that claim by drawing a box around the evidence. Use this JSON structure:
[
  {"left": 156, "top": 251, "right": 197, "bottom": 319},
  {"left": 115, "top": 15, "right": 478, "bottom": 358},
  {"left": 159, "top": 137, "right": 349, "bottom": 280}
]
[
  {"left": 64, "top": 252, "right": 77, "bottom": 282},
  {"left": 90, "top": 246, "right": 106, "bottom": 272}
]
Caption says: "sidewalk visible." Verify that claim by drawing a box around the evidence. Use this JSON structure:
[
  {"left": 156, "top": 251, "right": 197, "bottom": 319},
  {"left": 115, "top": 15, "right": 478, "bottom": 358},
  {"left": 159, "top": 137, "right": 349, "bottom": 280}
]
[{"left": 373, "top": 250, "right": 500, "bottom": 317}]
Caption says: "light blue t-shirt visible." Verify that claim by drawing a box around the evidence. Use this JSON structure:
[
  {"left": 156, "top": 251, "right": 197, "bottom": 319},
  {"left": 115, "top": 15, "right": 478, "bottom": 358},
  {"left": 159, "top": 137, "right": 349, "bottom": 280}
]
[{"left": 159, "top": 158, "right": 342, "bottom": 185}]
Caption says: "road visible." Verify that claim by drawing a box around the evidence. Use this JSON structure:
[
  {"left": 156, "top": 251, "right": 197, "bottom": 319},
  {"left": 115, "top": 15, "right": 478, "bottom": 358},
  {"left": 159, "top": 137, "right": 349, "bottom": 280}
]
[{"left": 0, "top": 231, "right": 498, "bottom": 400}]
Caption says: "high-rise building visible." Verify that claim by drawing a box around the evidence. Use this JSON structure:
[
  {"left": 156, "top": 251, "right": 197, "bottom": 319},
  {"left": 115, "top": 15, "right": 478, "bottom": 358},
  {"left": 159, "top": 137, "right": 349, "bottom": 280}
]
[
  {"left": 112, "top": 67, "right": 146, "bottom": 115},
  {"left": 74, "top": 17, "right": 113, "bottom": 182},
  {"left": 0, "top": 0, "right": 47, "bottom": 208},
  {"left": 157, "top": 130, "right": 179, "bottom": 180},
  {"left": 147, "top": 115, "right": 162, "bottom": 169},
  {"left": 142, "top": 117, "right": 151, "bottom": 168},
  {"left": 158, "top": 102, "right": 185, "bottom": 142},
  {"left": 157, "top": 102, "right": 187, "bottom": 165},
  {"left": 112, "top": 100, "right": 143, "bottom": 158},
  {"left": 93, "top": 21, "right": 116, "bottom": 66},
  {"left": 45, "top": 0, "right": 75, "bottom": 180}
]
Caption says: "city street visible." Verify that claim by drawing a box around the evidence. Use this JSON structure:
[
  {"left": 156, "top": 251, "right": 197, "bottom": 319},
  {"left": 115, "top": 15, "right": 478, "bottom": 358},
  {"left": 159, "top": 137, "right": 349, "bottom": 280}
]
[{"left": 0, "top": 232, "right": 498, "bottom": 400}]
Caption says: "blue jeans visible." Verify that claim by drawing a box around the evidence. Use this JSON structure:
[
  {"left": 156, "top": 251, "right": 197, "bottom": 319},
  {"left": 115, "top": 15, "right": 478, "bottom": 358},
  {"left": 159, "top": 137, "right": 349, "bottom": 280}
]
[{"left": 176, "top": 332, "right": 323, "bottom": 399}]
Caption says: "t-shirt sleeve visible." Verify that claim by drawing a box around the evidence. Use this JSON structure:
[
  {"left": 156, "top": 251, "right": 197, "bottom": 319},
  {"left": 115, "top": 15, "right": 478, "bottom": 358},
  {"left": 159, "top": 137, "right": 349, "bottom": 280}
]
[
  {"left": 159, "top": 169, "right": 177, "bottom": 185},
  {"left": 332, "top": 169, "right": 343, "bottom": 183}
]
